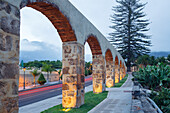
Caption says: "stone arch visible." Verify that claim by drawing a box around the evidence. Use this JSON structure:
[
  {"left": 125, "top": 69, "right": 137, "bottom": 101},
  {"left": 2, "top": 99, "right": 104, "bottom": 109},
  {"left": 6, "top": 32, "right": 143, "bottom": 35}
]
[
  {"left": 85, "top": 35, "right": 105, "bottom": 93},
  {"left": 20, "top": 1, "right": 84, "bottom": 108},
  {"left": 20, "top": 1, "right": 77, "bottom": 42},
  {"left": 115, "top": 56, "right": 120, "bottom": 83},
  {"left": 0, "top": 0, "right": 128, "bottom": 111},
  {"left": 105, "top": 49, "right": 114, "bottom": 88}
]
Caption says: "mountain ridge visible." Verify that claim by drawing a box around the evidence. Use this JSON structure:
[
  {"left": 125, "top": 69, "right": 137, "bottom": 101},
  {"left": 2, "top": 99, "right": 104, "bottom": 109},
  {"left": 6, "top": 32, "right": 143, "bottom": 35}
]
[{"left": 20, "top": 51, "right": 170, "bottom": 63}]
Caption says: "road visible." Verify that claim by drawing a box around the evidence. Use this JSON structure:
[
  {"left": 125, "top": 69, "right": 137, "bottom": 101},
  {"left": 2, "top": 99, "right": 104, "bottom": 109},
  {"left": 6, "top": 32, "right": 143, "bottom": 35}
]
[{"left": 19, "top": 76, "right": 92, "bottom": 107}]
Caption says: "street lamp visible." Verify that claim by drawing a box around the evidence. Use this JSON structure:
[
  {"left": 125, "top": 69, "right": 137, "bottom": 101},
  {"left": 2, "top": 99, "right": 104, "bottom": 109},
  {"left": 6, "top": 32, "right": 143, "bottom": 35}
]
[{"left": 23, "top": 67, "right": 26, "bottom": 90}]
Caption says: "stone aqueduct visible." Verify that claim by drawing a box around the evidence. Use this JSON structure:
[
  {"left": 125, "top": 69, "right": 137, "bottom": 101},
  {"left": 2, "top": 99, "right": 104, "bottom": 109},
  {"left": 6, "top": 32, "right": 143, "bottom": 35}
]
[{"left": 0, "top": 0, "right": 127, "bottom": 112}]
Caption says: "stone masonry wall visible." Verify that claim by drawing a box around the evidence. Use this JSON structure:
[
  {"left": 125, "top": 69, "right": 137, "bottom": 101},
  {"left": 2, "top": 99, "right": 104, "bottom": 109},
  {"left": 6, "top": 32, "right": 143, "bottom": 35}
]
[
  {"left": 62, "top": 41, "right": 84, "bottom": 108},
  {"left": 115, "top": 64, "right": 120, "bottom": 83},
  {"left": 120, "top": 66, "right": 123, "bottom": 80},
  {"left": 92, "top": 55, "right": 106, "bottom": 93},
  {"left": 106, "top": 61, "right": 114, "bottom": 88},
  {"left": 123, "top": 66, "right": 126, "bottom": 78},
  {"left": 0, "top": 0, "right": 20, "bottom": 113}
]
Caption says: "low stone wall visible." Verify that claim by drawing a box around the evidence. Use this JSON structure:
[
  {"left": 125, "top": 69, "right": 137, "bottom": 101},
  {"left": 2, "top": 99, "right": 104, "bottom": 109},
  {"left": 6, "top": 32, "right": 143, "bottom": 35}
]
[
  {"left": 131, "top": 81, "right": 159, "bottom": 113},
  {"left": 19, "top": 73, "right": 60, "bottom": 87}
]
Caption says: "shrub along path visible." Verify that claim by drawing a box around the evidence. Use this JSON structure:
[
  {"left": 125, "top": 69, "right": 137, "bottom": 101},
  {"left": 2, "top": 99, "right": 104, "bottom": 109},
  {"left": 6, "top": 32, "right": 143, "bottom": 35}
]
[{"left": 88, "top": 73, "right": 133, "bottom": 113}]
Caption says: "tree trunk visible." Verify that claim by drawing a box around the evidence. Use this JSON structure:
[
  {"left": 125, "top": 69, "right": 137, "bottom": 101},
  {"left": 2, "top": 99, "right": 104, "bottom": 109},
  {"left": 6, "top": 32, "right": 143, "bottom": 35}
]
[
  {"left": 127, "top": 59, "right": 131, "bottom": 72},
  {"left": 127, "top": 4, "right": 132, "bottom": 72},
  {"left": 47, "top": 72, "right": 49, "bottom": 83}
]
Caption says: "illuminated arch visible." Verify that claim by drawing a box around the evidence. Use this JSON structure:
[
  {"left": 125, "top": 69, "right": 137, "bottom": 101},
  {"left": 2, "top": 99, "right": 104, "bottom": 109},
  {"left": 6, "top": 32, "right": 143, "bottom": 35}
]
[
  {"left": 123, "top": 64, "right": 126, "bottom": 78},
  {"left": 20, "top": 1, "right": 82, "bottom": 108},
  {"left": 120, "top": 60, "right": 123, "bottom": 80},
  {"left": 115, "top": 56, "right": 120, "bottom": 83},
  {"left": 105, "top": 49, "right": 114, "bottom": 88},
  {"left": 85, "top": 35, "right": 105, "bottom": 93},
  {"left": 0, "top": 0, "right": 129, "bottom": 111}
]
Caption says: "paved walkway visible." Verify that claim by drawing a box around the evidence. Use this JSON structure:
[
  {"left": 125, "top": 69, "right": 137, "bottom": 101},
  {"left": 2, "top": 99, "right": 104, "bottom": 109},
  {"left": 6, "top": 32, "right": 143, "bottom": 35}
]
[{"left": 88, "top": 73, "right": 133, "bottom": 113}]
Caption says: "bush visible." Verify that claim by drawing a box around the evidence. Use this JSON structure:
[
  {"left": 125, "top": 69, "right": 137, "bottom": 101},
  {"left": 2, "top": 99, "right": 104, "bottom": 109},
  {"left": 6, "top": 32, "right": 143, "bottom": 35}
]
[
  {"left": 133, "top": 63, "right": 170, "bottom": 90},
  {"left": 150, "top": 87, "right": 170, "bottom": 113},
  {"left": 85, "top": 69, "right": 92, "bottom": 76},
  {"left": 37, "top": 73, "right": 46, "bottom": 85}
]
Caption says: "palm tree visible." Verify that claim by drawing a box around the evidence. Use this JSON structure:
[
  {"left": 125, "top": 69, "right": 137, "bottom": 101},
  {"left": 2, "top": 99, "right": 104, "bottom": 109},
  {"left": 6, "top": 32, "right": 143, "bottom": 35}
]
[
  {"left": 30, "top": 69, "right": 40, "bottom": 86},
  {"left": 58, "top": 69, "right": 61, "bottom": 82},
  {"left": 41, "top": 63, "right": 54, "bottom": 83}
]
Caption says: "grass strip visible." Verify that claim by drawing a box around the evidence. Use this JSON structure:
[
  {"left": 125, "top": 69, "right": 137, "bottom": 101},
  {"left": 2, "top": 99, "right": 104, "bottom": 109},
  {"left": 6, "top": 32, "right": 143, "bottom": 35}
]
[
  {"left": 114, "top": 74, "right": 128, "bottom": 87},
  {"left": 106, "top": 74, "right": 128, "bottom": 88},
  {"left": 41, "top": 91, "right": 108, "bottom": 113}
]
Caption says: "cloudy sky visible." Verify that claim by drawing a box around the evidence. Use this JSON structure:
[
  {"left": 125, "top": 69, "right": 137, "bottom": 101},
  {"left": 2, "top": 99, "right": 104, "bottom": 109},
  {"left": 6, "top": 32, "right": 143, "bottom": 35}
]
[{"left": 20, "top": 0, "right": 170, "bottom": 61}]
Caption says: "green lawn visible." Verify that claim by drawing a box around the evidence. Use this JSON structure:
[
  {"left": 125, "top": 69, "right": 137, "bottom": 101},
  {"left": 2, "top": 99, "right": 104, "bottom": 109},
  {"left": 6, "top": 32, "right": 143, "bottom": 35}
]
[
  {"left": 114, "top": 74, "right": 128, "bottom": 87},
  {"left": 41, "top": 91, "right": 108, "bottom": 113}
]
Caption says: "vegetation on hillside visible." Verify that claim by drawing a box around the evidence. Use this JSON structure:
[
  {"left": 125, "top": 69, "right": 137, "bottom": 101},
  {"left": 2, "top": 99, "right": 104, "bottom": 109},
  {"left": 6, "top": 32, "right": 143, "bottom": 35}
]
[
  {"left": 133, "top": 62, "right": 170, "bottom": 112},
  {"left": 136, "top": 54, "right": 170, "bottom": 67},
  {"left": 23, "top": 60, "right": 62, "bottom": 69},
  {"left": 22, "top": 60, "right": 92, "bottom": 76}
]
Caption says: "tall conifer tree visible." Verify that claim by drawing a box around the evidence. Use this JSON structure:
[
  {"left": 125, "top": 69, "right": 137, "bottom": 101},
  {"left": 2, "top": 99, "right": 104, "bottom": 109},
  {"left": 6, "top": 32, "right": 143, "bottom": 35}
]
[{"left": 109, "top": 0, "right": 151, "bottom": 71}]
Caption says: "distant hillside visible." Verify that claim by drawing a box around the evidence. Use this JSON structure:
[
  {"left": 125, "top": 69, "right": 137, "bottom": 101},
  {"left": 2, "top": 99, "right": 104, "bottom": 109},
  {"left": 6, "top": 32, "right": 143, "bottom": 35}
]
[
  {"left": 150, "top": 51, "right": 170, "bottom": 57},
  {"left": 20, "top": 50, "right": 62, "bottom": 63}
]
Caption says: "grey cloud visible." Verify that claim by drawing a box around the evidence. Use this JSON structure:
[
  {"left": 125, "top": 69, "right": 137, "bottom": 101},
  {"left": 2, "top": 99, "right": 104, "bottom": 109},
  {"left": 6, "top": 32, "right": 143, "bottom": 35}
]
[{"left": 20, "top": 39, "right": 62, "bottom": 62}]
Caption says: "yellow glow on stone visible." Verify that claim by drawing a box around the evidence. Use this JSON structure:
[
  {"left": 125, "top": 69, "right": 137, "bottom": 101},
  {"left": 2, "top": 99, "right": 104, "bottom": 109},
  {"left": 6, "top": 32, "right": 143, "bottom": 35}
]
[
  {"left": 106, "top": 80, "right": 114, "bottom": 88},
  {"left": 62, "top": 96, "right": 76, "bottom": 108},
  {"left": 93, "top": 84, "right": 102, "bottom": 93},
  {"left": 120, "top": 76, "right": 122, "bottom": 80},
  {"left": 61, "top": 108, "right": 71, "bottom": 112},
  {"left": 115, "top": 79, "right": 119, "bottom": 83},
  {"left": 106, "top": 84, "right": 112, "bottom": 88}
]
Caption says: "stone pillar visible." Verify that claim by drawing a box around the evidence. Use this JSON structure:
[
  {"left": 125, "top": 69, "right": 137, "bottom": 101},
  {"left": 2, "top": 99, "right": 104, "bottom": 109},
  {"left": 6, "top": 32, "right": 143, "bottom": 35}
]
[
  {"left": 120, "top": 67, "right": 123, "bottom": 80},
  {"left": 0, "top": 1, "right": 20, "bottom": 113},
  {"left": 62, "top": 41, "right": 84, "bottom": 108},
  {"left": 115, "top": 64, "right": 120, "bottom": 83},
  {"left": 92, "top": 55, "right": 106, "bottom": 93},
  {"left": 106, "top": 61, "right": 114, "bottom": 88}
]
